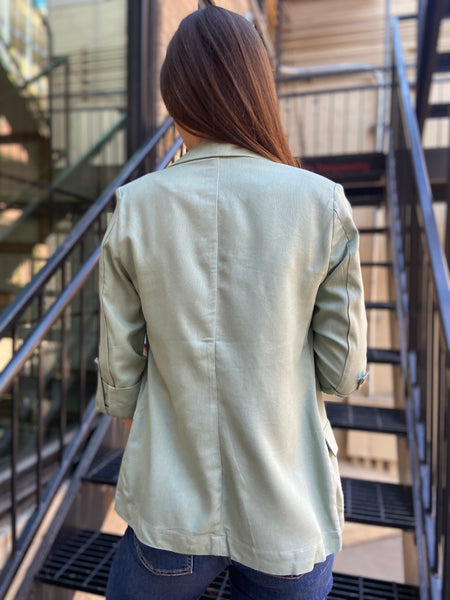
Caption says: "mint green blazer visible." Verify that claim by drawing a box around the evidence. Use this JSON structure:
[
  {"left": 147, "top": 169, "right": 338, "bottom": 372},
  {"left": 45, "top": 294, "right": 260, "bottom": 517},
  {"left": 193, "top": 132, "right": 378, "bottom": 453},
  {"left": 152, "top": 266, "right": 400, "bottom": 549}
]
[{"left": 96, "top": 140, "right": 367, "bottom": 576}]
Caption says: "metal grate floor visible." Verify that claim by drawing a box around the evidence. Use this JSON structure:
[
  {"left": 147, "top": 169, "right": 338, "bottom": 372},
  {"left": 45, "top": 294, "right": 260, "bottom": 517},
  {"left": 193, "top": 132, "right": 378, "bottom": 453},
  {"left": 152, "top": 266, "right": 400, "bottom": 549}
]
[
  {"left": 326, "top": 402, "right": 407, "bottom": 435},
  {"left": 342, "top": 478, "right": 415, "bottom": 529},
  {"left": 329, "top": 572, "right": 420, "bottom": 599},
  {"left": 37, "top": 530, "right": 419, "bottom": 598},
  {"left": 37, "top": 530, "right": 120, "bottom": 595}
]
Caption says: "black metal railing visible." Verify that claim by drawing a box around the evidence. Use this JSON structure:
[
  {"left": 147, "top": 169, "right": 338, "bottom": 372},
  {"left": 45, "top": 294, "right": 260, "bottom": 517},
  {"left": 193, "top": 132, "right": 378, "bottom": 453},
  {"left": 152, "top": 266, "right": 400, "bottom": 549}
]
[
  {"left": 0, "top": 114, "right": 128, "bottom": 313},
  {"left": 48, "top": 45, "right": 127, "bottom": 166},
  {"left": 279, "top": 78, "right": 389, "bottom": 157},
  {"left": 0, "top": 117, "right": 183, "bottom": 591},
  {"left": 276, "top": 65, "right": 390, "bottom": 158},
  {"left": 389, "top": 17, "right": 450, "bottom": 600}
]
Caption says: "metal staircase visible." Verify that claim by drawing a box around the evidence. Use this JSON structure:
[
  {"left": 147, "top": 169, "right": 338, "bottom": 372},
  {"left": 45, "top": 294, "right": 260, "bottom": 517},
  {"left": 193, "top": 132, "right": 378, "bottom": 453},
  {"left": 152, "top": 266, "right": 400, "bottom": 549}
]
[
  {"left": 34, "top": 436, "right": 420, "bottom": 599},
  {"left": 0, "top": 1, "right": 127, "bottom": 314},
  {"left": 0, "top": 113, "right": 127, "bottom": 314},
  {"left": 0, "top": 8, "right": 448, "bottom": 600}
]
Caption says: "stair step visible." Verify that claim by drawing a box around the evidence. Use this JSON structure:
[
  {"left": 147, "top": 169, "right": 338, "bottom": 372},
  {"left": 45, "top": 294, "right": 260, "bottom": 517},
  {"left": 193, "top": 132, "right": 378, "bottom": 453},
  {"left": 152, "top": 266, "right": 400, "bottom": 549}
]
[
  {"left": 428, "top": 102, "right": 450, "bottom": 118},
  {"left": 201, "top": 571, "right": 421, "bottom": 600},
  {"left": 301, "top": 153, "right": 385, "bottom": 183},
  {"left": 329, "top": 572, "right": 419, "bottom": 599},
  {"left": 342, "top": 478, "right": 415, "bottom": 529},
  {"left": 37, "top": 530, "right": 419, "bottom": 598},
  {"left": 361, "top": 261, "right": 393, "bottom": 268},
  {"left": 365, "top": 301, "right": 396, "bottom": 310},
  {"left": 367, "top": 348, "right": 401, "bottom": 364},
  {"left": 37, "top": 530, "right": 119, "bottom": 595},
  {"left": 358, "top": 227, "right": 389, "bottom": 235},
  {"left": 326, "top": 402, "right": 407, "bottom": 435},
  {"left": 431, "top": 181, "right": 450, "bottom": 202},
  {"left": 436, "top": 51, "right": 450, "bottom": 72},
  {"left": 346, "top": 189, "right": 385, "bottom": 207},
  {"left": 84, "top": 448, "right": 124, "bottom": 485}
]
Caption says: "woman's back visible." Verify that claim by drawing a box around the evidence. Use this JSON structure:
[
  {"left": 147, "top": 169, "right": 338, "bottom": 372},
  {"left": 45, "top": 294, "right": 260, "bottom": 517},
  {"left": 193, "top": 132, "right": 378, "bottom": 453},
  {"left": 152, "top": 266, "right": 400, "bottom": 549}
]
[
  {"left": 97, "top": 139, "right": 366, "bottom": 576},
  {"left": 97, "top": 6, "right": 367, "bottom": 598}
]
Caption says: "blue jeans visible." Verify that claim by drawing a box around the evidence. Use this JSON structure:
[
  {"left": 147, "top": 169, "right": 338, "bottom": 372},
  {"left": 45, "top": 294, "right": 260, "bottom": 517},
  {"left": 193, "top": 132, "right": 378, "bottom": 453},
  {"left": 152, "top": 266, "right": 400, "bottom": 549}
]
[{"left": 106, "top": 527, "right": 334, "bottom": 600}]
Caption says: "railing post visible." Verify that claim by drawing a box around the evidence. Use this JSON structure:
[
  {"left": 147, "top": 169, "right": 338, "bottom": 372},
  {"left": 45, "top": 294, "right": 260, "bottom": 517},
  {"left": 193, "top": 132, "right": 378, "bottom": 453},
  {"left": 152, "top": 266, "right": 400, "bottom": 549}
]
[
  {"left": 37, "top": 293, "right": 44, "bottom": 507},
  {"left": 126, "top": 0, "right": 158, "bottom": 164},
  {"left": 79, "top": 239, "right": 87, "bottom": 421},
  {"left": 59, "top": 266, "right": 68, "bottom": 463},
  {"left": 10, "top": 324, "right": 19, "bottom": 554}
]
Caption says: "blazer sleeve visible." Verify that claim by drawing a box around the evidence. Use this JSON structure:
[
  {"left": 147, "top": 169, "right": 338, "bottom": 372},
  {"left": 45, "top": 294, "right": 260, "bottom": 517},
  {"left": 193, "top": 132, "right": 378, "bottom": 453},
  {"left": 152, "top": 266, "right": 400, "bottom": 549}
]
[
  {"left": 95, "top": 189, "right": 147, "bottom": 418},
  {"left": 312, "top": 184, "right": 368, "bottom": 397}
]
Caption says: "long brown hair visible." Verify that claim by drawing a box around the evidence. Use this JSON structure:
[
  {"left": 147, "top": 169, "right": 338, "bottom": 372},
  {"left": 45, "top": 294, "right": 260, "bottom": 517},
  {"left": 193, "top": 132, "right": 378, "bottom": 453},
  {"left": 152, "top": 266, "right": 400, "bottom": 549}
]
[{"left": 160, "top": 7, "right": 296, "bottom": 167}]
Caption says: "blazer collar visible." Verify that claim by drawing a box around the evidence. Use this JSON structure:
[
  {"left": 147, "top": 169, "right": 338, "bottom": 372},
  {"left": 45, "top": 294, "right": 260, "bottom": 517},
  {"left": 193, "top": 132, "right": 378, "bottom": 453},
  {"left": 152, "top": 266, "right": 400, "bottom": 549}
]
[{"left": 169, "top": 140, "right": 264, "bottom": 167}]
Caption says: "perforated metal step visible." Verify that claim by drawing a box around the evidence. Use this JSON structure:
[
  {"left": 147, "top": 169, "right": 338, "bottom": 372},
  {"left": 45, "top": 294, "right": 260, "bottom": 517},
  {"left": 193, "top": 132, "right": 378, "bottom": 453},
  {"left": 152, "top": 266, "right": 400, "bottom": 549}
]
[
  {"left": 329, "top": 572, "right": 420, "bottom": 599},
  {"left": 326, "top": 402, "right": 407, "bottom": 435},
  {"left": 37, "top": 530, "right": 119, "bottom": 594},
  {"left": 342, "top": 478, "right": 415, "bottom": 529},
  {"left": 36, "top": 531, "right": 227, "bottom": 597},
  {"left": 37, "top": 530, "right": 419, "bottom": 598}
]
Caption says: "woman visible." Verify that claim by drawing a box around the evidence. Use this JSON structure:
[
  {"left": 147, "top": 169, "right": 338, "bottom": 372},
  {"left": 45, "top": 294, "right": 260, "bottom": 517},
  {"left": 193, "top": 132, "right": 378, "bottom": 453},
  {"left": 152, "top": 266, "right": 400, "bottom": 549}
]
[{"left": 96, "top": 6, "right": 367, "bottom": 600}]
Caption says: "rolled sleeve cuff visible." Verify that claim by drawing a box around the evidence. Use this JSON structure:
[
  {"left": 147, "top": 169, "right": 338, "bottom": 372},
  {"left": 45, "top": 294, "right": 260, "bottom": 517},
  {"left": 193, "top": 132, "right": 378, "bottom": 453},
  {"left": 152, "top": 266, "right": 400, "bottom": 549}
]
[
  {"left": 356, "top": 370, "right": 369, "bottom": 389},
  {"left": 321, "top": 369, "right": 369, "bottom": 398},
  {"left": 95, "top": 376, "right": 141, "bottom": 418}
]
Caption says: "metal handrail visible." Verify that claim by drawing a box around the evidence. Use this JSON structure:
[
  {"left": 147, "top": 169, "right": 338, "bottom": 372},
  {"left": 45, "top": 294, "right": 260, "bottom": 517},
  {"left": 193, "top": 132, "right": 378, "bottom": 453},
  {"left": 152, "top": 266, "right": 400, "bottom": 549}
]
[
  {"left": 276, "top": 62, "right": 390, "bottom": 81},
  {"left": 392, "top": 18, "right": 450, "bottom": 346},
  {"left": 0, "top": 116, "right": 182, "bottom": 596},
  {"left": 0, "top": 123, "right": 182, "bottom": 390},
  {"left": 0, "top": 398, "right": 100, "bottom": 599},
  {"left": 278, "top": 81, "right": 390, "bottom": 99},
  {"left": 0, "top": 248, "right": 99, "bottom": 397},
  {"left": 276, "top": 63, "right": 389, "bottom": 152},
  {"left": 390, "top": 16, "right": 450, "bottom": 600},
  {"left": 0, "top": 116, "right": 176, "bottom": 340}
]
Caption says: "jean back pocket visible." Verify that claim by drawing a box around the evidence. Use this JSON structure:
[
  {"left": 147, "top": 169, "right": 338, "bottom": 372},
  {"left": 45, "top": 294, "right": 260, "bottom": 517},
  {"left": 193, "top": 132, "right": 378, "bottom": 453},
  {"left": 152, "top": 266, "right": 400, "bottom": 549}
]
[{"left": 132, "top": 532, "right": 193, "bottom": 576}]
